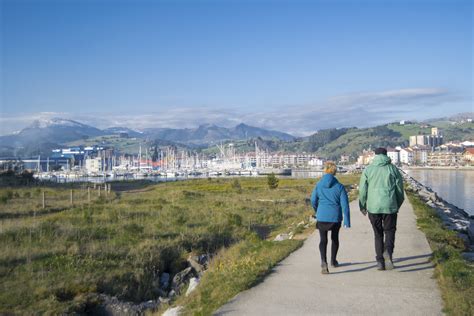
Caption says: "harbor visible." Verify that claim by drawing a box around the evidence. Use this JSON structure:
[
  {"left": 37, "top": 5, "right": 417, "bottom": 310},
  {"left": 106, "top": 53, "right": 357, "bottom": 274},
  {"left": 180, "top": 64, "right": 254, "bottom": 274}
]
[{"left": 2, "top": 142, "right": 338, "bottom": 183}]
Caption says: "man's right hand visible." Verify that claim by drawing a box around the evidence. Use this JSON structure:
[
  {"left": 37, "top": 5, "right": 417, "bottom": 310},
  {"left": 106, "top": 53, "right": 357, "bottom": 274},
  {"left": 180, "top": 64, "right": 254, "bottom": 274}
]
[{"left": 360, "top": 208, "right": 367, "bottom": 216}]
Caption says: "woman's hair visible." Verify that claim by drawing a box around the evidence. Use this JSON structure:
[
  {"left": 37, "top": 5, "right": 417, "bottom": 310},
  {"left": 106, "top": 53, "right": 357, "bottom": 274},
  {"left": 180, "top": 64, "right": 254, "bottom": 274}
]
[{"left": 323, "top": 161, "right": 337, "bottom": 175}]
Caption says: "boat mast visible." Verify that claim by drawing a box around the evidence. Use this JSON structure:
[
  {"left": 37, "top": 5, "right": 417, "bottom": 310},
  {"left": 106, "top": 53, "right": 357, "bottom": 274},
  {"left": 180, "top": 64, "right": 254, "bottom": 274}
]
[{"left": 138, "top": 145, "right": 142, "bottom": 172}]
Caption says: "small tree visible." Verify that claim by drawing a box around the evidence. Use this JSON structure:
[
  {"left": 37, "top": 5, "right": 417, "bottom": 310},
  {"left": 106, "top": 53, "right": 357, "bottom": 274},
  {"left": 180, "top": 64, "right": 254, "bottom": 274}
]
[
  {"left": 267, "top": 173, "right": 279, "bottom": 189},
  {"left": 231, "top": 179, "right": 242, "bottom": 193}
]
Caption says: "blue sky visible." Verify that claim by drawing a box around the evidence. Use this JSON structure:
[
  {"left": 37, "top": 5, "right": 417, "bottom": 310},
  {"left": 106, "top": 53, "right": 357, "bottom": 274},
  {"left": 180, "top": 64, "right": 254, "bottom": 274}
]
[{"left": 0, "top": 0, "right": 472, "bottom": 135}]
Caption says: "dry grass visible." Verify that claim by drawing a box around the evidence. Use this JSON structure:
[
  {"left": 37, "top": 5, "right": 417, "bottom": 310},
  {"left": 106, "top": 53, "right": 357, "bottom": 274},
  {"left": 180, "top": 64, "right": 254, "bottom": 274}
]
[{"left": 0, "top": 175, "right": 359, "bottom": 314}]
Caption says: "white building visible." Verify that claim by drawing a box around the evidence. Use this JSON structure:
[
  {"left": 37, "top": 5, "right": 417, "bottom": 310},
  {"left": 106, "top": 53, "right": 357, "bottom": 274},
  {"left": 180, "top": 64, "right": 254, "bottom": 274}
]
[
  {"left": 399, "top": 148, "right": 414, "bottom": 165},
  {"left": 357, "top": 150, "right": 375, "bottom": 165},
  {"left": 409, "top": 135, "right": 428, "bottom": 147},
  {"left": 85, "top": 157, "right": 102, "bottom": 173},
  {"left": 386, "top": 148, "right": 400, "bottom": 164},
  {"left": 339, "top": 154, "right": 350, "bottom": 163},
  {"left": 431, "top": 127, "right": 441, "bottom": 136},
  {"left": 412, "top": 146, "right": 430, "bottom": 165},
  {"left": 308, "top": 158, "right": 325, "bottom": 168}
]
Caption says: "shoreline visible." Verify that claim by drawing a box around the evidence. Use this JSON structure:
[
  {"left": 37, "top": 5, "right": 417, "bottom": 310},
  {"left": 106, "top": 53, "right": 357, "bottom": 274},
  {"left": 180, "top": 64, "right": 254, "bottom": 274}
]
[
  {"left": 403, "top": 166, "right": 474, "bottom": 171},
  {"left": 400, "top": 170, "right": 474, "bottom": 260},
  {"left": 403, "top": 167, "right": 473, "bottom": 216}
]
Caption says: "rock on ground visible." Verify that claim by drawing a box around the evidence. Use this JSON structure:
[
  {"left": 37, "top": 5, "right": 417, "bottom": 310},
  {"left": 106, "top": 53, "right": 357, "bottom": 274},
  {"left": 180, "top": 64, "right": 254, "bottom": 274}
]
[
  {"left": 185, "top": 277, "right": 200, "bottom": 296},
  {"left": 160, "top": 272, "right": 170, "bottom": 290},
  {"left": 273, "top": 233, "right": 289, "bottom": 241},
  {"left": 162, "top": 306, "right": 184, "bottom": 316},
  {"left": 187, "top": 256, "right": 204, "bottom": 274},
  {"left": 97, "top": 294, "right": 159, "bottom": 316},
  {"left": 171, "top": 267, "right": 196, "bottom": 294}
]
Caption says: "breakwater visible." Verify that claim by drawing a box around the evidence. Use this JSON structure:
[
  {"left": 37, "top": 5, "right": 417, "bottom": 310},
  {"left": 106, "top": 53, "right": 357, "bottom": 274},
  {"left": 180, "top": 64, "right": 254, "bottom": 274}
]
[
  {"left": 401, "top": 170, "right": 474, "bottom": 260},
  {"left": 405, "top": 168, "right": 473, "bottom": 215}
]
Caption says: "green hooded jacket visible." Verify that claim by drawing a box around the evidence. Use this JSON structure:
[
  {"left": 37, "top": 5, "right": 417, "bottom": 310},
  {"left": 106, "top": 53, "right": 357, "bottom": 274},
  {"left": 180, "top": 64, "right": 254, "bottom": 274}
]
[{"left": 358, "top": 154, "right": 404, "bottom": 214}]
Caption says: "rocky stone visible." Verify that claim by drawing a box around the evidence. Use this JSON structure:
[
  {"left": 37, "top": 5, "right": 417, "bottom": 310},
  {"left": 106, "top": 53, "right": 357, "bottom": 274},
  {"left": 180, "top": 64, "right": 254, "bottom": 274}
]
[
  {"left": 274, "top": 233, "right": 289, "bottom": 241},
  {"left": 297, "top": 221, "right": 305, "bottom": 227},
  {"left": 468, "top": 221, "right": 474, "bottom": 243},
  {"left": 402, "top": 171, "right": 473, "bottom": 246},
  {"left": 187, "top": 256, "right": 204, "bottom": 274},
  {"left": 163, "top": 306, "right": 184, "bottom": 316},
  {"left": 171, "top": 267, "right": 196, "bottom": 293},
  {"left": 461, "top": 251, "right": 474, "bottom": 262},
  {"left": 160, "top": 272, "right": 170, "bottom": 290},
  {"left": 418, "top": 190, "right": 438, "bottom": 202},
  {"left": 159, "top": 296, "right": 170, "bottom": 304},
  {"left": 185, "top": 277, "right": 200, "bottom": 296},
  {"left": 198, "top": 254, "right": 210, "bottom": 268},
  {"left": 98, "top": 294, "right": 160, "bottom": 316}
]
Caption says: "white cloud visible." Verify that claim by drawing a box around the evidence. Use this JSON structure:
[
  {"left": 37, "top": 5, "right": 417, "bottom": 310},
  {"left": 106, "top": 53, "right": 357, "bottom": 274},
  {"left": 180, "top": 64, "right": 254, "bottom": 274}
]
[{"left": 0, "top": 88, "right": 469, "bottom": 137}]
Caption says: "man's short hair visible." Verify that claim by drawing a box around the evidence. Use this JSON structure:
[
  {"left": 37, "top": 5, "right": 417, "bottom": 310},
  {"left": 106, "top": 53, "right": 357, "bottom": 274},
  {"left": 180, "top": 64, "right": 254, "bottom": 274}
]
[
  {"left": 324, "top": 161, "right": 337, "bottom": 175},
  {"left": 374, "top": 147, "right": 387, "bottom": 155}
]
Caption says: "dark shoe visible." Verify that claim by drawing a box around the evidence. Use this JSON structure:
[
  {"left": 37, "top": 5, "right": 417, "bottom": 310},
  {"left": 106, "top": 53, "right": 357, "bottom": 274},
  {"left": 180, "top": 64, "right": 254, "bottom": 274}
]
[
  {"left": 377, "top": 261, "right": 385, "bottom": 271},
  {"left": 383, "top": 251, "right": 394, "bottom": 270},
  {"left": 331, "top": 260, "right": 339, "bottom": 268},
  {"left": 321, "top": 262, "right": 329, "bottom": 274}
]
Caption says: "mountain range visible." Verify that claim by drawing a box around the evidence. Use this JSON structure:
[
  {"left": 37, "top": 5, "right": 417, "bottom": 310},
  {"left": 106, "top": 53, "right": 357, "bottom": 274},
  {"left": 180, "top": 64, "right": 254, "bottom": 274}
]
[
  {"left": 0, "top": 113, "right": 472, "bottom": 159},
  {"left": 0, "top": 118, "right": 295, "bottom": 157},
  {"left": 143, "top": 123, "right": 294, "bottom": 144}
]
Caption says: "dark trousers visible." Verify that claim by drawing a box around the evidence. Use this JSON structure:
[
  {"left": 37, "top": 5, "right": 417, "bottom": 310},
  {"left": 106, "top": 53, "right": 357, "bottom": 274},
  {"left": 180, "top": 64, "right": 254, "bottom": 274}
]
[
  {"left": 318, "top": 223, "right": 341, "bottom": 264},
  {"left": 368, "top": 213, "right": 398, "bottom": 262}
]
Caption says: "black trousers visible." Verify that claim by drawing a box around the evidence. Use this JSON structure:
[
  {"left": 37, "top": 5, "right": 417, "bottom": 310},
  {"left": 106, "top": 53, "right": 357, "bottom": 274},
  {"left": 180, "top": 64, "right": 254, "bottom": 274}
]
[
  {"left": 368, "top": 213, "right": 398, "bottom": 262},
  {"left": 317, "top": 222, "right": 341, "bottom": 264}
]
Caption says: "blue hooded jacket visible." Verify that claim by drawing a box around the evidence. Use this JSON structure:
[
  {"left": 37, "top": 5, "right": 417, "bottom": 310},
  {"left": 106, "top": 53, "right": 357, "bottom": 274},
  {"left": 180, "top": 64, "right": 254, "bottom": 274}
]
[{"left": 310, "top": 174, "right": 351, "bottom": 227}]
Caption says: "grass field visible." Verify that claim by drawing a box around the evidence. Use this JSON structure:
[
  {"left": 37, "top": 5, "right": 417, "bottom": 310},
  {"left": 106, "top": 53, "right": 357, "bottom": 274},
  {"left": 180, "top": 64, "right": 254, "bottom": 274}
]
[
  {"left": 387, "top": 123, "right": 432, "bottom": 140},
  {"left": 407, "top": 191, "right": 474, "bottom": 315},
  {"left": 0, "top": 175, "right": 359, "bottom": 314}
]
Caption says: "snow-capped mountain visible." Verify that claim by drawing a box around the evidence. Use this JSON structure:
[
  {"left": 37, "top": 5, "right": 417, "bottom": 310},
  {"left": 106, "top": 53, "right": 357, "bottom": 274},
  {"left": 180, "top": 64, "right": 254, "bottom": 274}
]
[{"left": 28, "top": 118, "right": 93, "bottom": 129}]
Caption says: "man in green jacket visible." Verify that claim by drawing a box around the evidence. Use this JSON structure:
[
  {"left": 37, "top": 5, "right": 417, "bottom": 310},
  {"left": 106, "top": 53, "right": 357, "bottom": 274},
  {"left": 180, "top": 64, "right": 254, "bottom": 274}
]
[{"left": 359, "top": 147, "right": 404, "bottom": 270}]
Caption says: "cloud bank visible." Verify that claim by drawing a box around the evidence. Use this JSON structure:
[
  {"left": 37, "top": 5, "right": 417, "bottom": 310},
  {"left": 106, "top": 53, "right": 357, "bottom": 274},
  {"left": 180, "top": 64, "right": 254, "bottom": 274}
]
[{"left": 0, "top": 88, "right": 468, "bottom": 136}]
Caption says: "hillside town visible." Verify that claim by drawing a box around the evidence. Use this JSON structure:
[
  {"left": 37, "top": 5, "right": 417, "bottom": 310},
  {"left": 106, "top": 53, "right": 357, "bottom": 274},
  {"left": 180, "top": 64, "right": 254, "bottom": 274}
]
[{"left": 356, "top": 127, "right": 474, "bottom": 167}]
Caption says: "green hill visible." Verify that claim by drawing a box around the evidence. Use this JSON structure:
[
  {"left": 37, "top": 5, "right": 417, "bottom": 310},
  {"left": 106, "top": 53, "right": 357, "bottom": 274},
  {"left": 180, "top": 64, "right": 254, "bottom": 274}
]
[
  {"left": 203, "top": 121, "right": 474, "bottom": 161},
  {"left": 386, "top": 123, "right": 431, "bottom": 139},
  {"left": 312, "top": 122, "right": 473, "bottom": 160},
  {"left": 313, "top": 126, "right": 404, "bottom": 160},
  {"left": 435, "top": 122, "right": 474, "bottom": 142}
]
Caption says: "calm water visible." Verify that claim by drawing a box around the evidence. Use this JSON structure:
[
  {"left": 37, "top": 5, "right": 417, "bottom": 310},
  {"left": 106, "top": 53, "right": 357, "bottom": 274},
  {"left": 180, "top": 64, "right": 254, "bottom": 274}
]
[
  {"left": 406, "top": 169, "right": 473, "bottom": 215},
  {"left": 290, "top": 170, "right": 324, "bottom": 179}
]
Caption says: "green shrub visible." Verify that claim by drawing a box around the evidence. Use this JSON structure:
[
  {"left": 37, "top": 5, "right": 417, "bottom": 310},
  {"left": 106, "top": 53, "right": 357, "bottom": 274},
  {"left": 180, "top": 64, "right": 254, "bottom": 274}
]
[
  {"left": 267, "top": 173, "right": 279, "bottom": 189},
  {"left": 231, "top": 179, "right": 242, "bottom": 193},
  {"left": 226, "top": 213, "right": 243, "bottom": 227}
]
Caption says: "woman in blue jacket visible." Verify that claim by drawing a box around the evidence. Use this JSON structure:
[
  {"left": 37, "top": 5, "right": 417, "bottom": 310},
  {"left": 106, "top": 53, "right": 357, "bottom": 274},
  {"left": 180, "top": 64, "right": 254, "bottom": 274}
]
[{"left": 310, "top": 161, "right": 351, "bottom": 274}]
